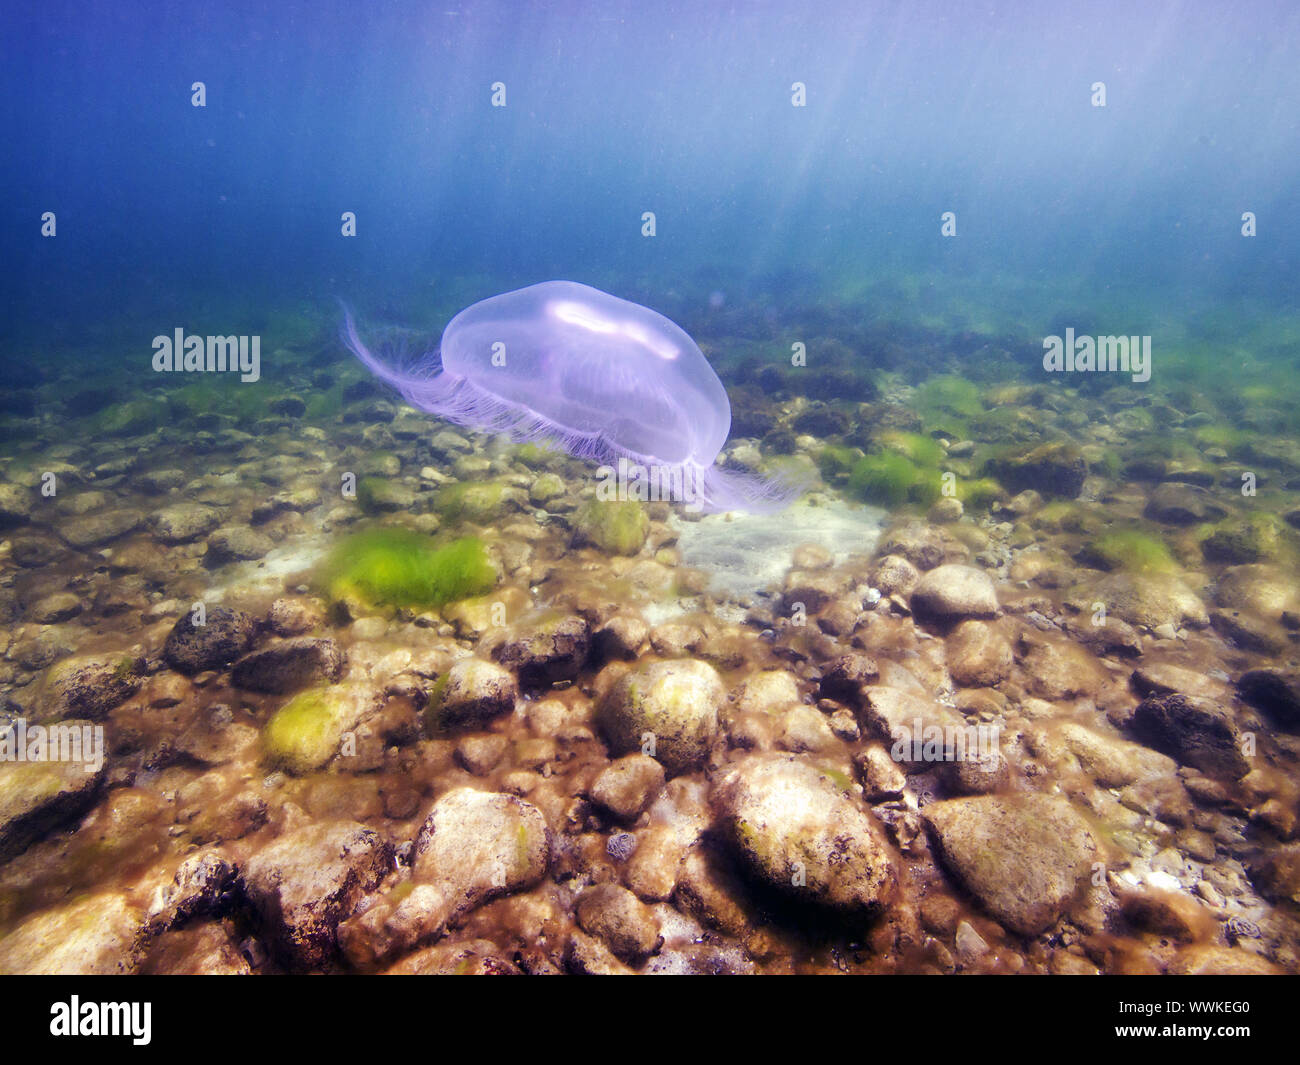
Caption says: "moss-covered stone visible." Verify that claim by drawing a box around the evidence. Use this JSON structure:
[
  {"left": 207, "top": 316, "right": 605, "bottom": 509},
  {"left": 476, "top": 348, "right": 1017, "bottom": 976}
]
[
  {"left": 573, "top": 499, "right": 649, "bottom": 556},
  {"left": 434, "top": 481, "right": 511, "bottom": 523},
  {"left": 1201, "top": 513, "right": 1288, "bottom": 564},
  {"left": 262, "top": 686, "right": 366, "bottom": 774},
  {"left": 1081, "top": 529, "right": 1178, "bottom": 575}
]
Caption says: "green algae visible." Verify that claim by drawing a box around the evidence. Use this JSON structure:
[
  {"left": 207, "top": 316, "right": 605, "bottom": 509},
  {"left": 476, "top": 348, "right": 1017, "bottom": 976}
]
[
  {"left": 434, "top": 480, "right": 509, "bottom": 523},
  {"left": 321, "top": 527, "right": 497, "bottom": 610},
  {"left": 262, "top": 687, "right": 351, "bottom": 774},
  {"left": 1082, "top": 529, "right": 1177, "bottom": 575},
  {"left": 846, "top": 451, "right": 941, "bottom": 508}
]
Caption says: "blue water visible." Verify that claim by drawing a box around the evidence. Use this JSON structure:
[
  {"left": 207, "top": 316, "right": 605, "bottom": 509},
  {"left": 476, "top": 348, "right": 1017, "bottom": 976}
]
[{"left": 4, "top": 0, "right": 1298, "bottom": 357}]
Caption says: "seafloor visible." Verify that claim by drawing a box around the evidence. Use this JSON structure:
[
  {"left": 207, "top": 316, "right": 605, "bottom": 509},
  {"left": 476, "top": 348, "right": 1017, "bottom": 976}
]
[{"left": 0, "top": 289, "right": 1298, "bottom": 975}]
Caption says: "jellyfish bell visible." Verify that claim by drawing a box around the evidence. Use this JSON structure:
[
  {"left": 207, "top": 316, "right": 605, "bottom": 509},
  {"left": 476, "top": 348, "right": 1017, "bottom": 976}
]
[{"left": 341, "top": 281, "right": 801, "bottom": 513}]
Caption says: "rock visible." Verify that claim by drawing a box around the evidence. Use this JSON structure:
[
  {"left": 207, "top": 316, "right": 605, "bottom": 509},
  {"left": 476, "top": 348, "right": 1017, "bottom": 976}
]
[
  {"left": 878, "top": 523, "right": 947, "bottom": 571},
  {"left": 1247, "top": 843, "right": 1300, "bottom": 905},
  {"left": 34, "top": 654, "right": 143, "bottom": 721},
  {"left": 597, "top": 659, "right": 723, "bottom": 775},
  {"left": 1016, "top": 631, "right": 1109, "bottom": 700},
  {"left": 911, "top": 564, "right": 999, "bottom": 621},
  {"left": 163, "top": 606, "right": 258, "bottom": 674},
  {"left": 1131, "top": 662, "right": 1228, "bottom": 702},
  {"left": 243, "top": 820, "right": 392, "bottom": 969},
  {"left": 870, "top": 554, "right": 921, "bottom": 596},
  {"left": 428, "top": 659, "right": 518, "bottom": 729},
  {"left": 572, "top": 499, "right": 649, "bottom": 555},
  {"left": 1214, "top": 564, "right": 1300, "bottom": 622},
  {"left": 1237, "top": 669, "right": 1300, "bottom": 732},
  {"left": 858, "top": 686, "right": 970, "bottom": 763},
  {"left": 1167, "top": 946, "right": 1284, "bottom": 976},
  {"left": 778, "top": 704, "right": 839, "bottom": 753},
  {"left": 454, "top": 734, "right": 509, "bottom": 776},
  {"left": 61, "top": 508, "right": 142, "bottom": 548},
  {"left": 384, "top": 939, "right": 521, "bottom": 975},
  {"left": 28, "top": 592, "right": 82, "bottom": 624},
  {"left": 136, "top": 468, "right": 187, "bottom": 494},
  {"left": 1086, "top": 573, "right": 1209, "bottom": 630},
  {"left": 0, "top": 739, "right": 104, "bottom": 861},
  {"left": 589, "top": 754, "right": 666, "bottom": 821},
  {"left": 343, "top": 790, "right": 549, "bottom": 965},
  {"left": 492, "top": 612, "right": 590, "bottom": 687},
  {"left": 1144, "top": 483, "right": 1226, "bottom": 524},
  {"left": 231, "top": 637, "right": 346, "bottom": 694},
  {"left": 0, "top": 482, "right": 33, "bottom": 526},
  {"left": 855, "top": 745, "right": 907, "bottom": 800},
  {"left": 0, "top": 893, "right": 144, "bottom": 974},
  {"left": 817, "top": 654, "right": 879, "bottom": 704},
  {"left": 734, "top": 670, "right": 803, "bottom": 713},
  {"left": 921, "top": 793, "right": 1098, "bottom": 936},
  {"left": 261, "top": 685, "right": 371, "bottom": 774},
  {"left": 207, "top": 525, "right": 275, "bottom": 563},
  {"left": 575, "top": 883, "right": 662, "bottom": 961},
  {"left": 150, "top": 503, "right": 221, "bottom": 544},
  {"left": 781, "top": 568, "right": 850, "bottom": 613},
  {"left": 945, "top": 620, "right": 1012, "bottom": 687},
  {"left": 928, "top": 497, "right": 964, "bottom": 524},
  {"left": 1202, "top": 516, "right": 1285, "bottom": 564},
  {"left": 144, "top": 851, "right": 241, "bottom": 934},
  {"left": 1026, "top": 721, "right": 1175, "bottom": 788},
  {"left": 267, "top": 597, "right": 325, "bottom": 637},
  {"left": 594, "top": 614, "right": 649, "bottom": 661},
  {"left": 1210, "top": 609, "right": 1288, "bottom": 654},
  {"left": 565, "top": 929, "right": 634, "bottom": 974},
  {"left": 986, "top": 441, "right": 1087, "bottom": 499},
  {"left": 713, "top": 753, "right": 895, "bottom": 914},
  {"left": 1129, "top": 694, "right": 1249, "bottom": 780}
]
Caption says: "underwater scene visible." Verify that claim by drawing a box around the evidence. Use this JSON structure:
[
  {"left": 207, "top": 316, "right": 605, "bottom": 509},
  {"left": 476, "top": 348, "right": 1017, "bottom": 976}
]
[{"left": 2, "top": 0, "right": 1300, "bottom": 986}]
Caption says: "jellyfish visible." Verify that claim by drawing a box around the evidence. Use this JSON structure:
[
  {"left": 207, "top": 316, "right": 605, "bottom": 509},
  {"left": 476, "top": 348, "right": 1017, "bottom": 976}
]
[{"left": 341, "top": 280, "right": 799, "bottom": 513}]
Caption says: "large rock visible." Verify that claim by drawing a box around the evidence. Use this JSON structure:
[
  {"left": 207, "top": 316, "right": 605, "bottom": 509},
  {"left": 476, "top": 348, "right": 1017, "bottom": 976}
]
[
  {"left": 33, "top": 654, "right": 143, "bottom": 722},
  {"left": 231, "top": 637, "right": 346, "bottom": 694},
  {"left": 207, "top": 525, "right": 275, "bottom": 563},
  {"left": 1016, "top": 632, "right": 1110, "bottom": 700},
  {"left": 911, "top": 564, "right": 999, "bottom": 621},
  {"left": 243, "top": 820, "right": 392, "bottom": 969},
  {"left": 1237, "top": 669, "right": 1300, "bottom": 732},
  {"left": 712, "top": 753, "right": 895, "bottom": 914},
  {"left": 1085, "top": 573, "right": 1209, "bottom": 630},
  {"left": 858, "top": 686, "right": 971, "bottom": 764},
  {"left": 589, "top": 754, "right": 666, "bottom": 821},
  {"left": 921, "top": 793, "right": 1098, "bottom": 936},
  {"left": 597, "top": 659, "right": 723, "bottom": 775},
  {"left": 987, "top": 441, "right": 1087, "bottom": 499},
  {"left": 261, "top": 685, "right": 372, "bottom": 774},
  {"left": 945, "top": 620, "right": 1012, "bottom": 687},
  {"left": 1144, "top": 483, "right": 1226, "bottom": 525},
  {"left": 428, "top": 659, "right": 518, "bottom": 729},
  {"left": 1025, "top": 720, "right": 1175, "bottom": 788},
  {"left": 0, "top": 737, "right": 104, "bottom": 861},
  {"left": 163, "top": 606, "right": 258, "bottom": 674},
  {"left": 0, "top": 482, "right": 33, "bottom": 527},
  {"left": 1129, "top": 694, "right": 1249, "bottom": 780},
  {"left": 339, "top": 789, "right": 549, "bottom": 965},
  {"left": 575, "top": 883, "right": 663, "bottom": 961},
  {"left": 0, "top": 893, "right": 144, "bottom": 974},
  {"left": 149, "top": 503, "right": 221, "bottom": 544},
  {"left": 491, "top": 612, "right": 590, "bottom": 687},
  {"left": 61, "top": 508, "right": 142, "bottom": 549}
]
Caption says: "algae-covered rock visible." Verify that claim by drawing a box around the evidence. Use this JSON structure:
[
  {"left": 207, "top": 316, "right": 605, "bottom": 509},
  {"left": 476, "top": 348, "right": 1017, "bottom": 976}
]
[
  {"left": 1080, "top": 529, "right": 1177, "bottom": 575},
  {"left": 986, "top": 441, "right": 1087, "bottom": 499},
  {"left": 921, "top": 793, "right": 1098, "bottom": 936},
  {"left": 575, "top": 883, "right": 663, "bottom": 961},
  {"left": 262, "top": 684, "right": 370, "bottom": 773},
  {"left": 433, "top": 480, "right": 516, "bottom": 523},
  {"left": 150, "top": 503, "right": 222, "bottom": 544},
  {"left": 597, "top": 659, "right": 724, "bottom": 775},
  {"left": 573, "top": 499, "right": 649, "bottom": 556},
  {"left": 1084, "top": 572, "right": 1209, "bottom": 630},
  {"left": 713, "top": 753, "right": 896, "bottom": 914},
  {"left": 589, "top": 754, "right": 666, "bottom": 821},
  {"left": 1202, "top": 513, "right": 1287, "bottom": 564}
]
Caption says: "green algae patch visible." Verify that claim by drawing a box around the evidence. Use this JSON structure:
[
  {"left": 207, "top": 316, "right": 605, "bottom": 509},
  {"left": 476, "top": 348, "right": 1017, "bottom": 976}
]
[
  {"left": 1201, "top": 512, "right": 1289, "bottom": 564},
  {"left": 321, "top": 527, "right": 498, "bottom": 610},
  {"left": 847, "top": 451, "right": 940, "bottom": 508},
  {"left": 878, "top": 430, "right": 945, "bottom": 468},
  {"left": 573, "top": 499, "right": 649, "bottom": 556},
  {"left": 262, "top": 687, "right": 355, "bottom": 774},
  {"left": 1081, "top": 529, "right": 1177, "bottom": 575}
]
